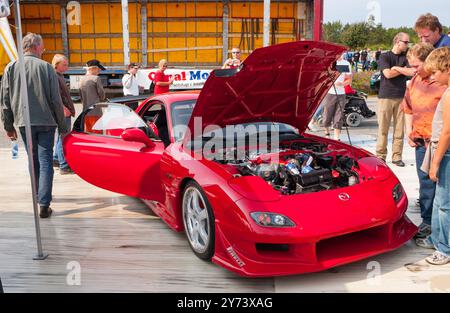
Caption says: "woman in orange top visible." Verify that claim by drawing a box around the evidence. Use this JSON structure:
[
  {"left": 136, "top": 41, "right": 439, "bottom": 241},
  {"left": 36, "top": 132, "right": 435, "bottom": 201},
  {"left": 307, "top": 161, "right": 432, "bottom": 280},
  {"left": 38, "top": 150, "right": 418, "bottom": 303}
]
[{"left": 402, "top": 43, "right": 447, "bottom": 239}]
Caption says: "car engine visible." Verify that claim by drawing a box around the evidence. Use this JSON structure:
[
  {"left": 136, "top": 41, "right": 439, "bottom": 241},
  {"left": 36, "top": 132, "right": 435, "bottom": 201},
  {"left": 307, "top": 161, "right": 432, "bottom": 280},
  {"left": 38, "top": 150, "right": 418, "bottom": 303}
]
[{"left": 214, "top": 140, "right": 360, "bottom": 195}]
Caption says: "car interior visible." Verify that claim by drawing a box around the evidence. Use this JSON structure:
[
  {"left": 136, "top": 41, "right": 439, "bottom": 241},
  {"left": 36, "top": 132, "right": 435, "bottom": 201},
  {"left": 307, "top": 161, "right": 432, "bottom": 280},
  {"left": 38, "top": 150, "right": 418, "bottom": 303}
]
[{"left": 141, "top": 103, "right": 171, "bottom": 147}]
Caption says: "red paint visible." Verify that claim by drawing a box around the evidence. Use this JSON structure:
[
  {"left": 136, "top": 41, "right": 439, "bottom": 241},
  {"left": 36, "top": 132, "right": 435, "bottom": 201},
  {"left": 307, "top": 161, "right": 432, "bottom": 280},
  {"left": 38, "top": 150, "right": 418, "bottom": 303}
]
[
  {"left": 314, "top": 0, "right": 324, "bottom": 41},
  {"left": 187, "top": 41, "right": 346, "bottom": 136},
  {"left": 64, "top": 42, "right": 416, "bottom": 277}
]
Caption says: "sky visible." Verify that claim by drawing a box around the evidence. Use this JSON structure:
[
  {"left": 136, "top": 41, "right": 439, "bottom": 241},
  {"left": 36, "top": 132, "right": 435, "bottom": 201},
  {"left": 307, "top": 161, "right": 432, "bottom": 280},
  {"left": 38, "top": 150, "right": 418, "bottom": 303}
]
[{"left": 324, "top": 0, "right": 450, "bottom": 28}]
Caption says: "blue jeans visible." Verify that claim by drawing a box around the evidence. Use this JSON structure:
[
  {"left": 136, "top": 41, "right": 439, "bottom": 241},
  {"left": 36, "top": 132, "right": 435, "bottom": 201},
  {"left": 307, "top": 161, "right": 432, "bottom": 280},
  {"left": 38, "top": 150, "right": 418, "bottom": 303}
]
[
  {"left": 312, "top": 102, "right": 324, "bottom": 122},
  {"left": 429, "top": 151, "right": 450, "bottom": 257},
  {"left": 19, "top": 126, "right": 56, "bottom": 207},
  {"left": 416, "top": 145, "right": 436, "bottom": 225},
  {"left": 53, "top": 117, "right": 71, "bottom": 169}
]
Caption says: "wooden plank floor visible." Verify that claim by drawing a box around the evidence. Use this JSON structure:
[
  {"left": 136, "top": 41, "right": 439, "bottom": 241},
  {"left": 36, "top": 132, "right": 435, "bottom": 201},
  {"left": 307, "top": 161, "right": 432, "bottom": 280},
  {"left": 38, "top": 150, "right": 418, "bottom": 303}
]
[
  {"left": 0, "top": 150, "right": 273, "bottom": 292},
  {"left": 1, "top": 134, "right": 450, "bottom": 292}
]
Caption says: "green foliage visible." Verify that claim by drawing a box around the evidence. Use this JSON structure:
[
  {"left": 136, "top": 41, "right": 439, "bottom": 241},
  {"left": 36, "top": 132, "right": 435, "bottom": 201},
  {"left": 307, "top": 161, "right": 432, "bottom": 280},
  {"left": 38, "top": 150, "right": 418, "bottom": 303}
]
[
  {"left": 323, "top": 21, "right": 344, "bottom": 44},
  {"left": 341, "top": 22, "right": 371, "bottom": 49},
  {"left": 323, "top": 19, "right": 423, "bottom": 50}
]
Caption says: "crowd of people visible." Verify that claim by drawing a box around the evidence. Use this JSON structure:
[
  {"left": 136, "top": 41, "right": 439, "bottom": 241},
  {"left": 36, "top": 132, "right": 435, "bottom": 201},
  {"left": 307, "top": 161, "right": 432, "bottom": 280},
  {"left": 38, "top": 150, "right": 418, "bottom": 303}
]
[
  {"left": 1, "top": 12, "right": 450, "bottom": 266},
  {"left": 310, "top": 13, "right": 450, "bottom": 265},
  {"left": 345, "top": 47, "right": 382, "bottom": 72}
]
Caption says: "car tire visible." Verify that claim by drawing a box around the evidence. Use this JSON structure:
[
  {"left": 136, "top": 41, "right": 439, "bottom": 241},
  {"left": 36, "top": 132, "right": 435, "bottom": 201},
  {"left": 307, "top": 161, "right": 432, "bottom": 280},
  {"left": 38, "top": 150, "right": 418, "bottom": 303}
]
[
  {"left": 182, "top": 181, "right": 215, "bottom": 260},
  {"left": 346, "top": 112, "right": 362, "bottom": 127}
]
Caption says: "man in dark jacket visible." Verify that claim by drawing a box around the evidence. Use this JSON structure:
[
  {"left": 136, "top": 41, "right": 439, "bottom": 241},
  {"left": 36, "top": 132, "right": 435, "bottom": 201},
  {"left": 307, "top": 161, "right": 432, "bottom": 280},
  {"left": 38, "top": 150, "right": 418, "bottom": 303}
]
[{"left": 0, "top": 33, "right": 68, "bottom": 218}]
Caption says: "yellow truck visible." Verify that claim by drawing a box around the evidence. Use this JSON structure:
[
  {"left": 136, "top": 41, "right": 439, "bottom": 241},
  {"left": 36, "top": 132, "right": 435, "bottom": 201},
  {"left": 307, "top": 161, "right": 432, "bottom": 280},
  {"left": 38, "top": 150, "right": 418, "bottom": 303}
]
[{"left": 2, "top": 0, "right": 323, "bottom": 91}]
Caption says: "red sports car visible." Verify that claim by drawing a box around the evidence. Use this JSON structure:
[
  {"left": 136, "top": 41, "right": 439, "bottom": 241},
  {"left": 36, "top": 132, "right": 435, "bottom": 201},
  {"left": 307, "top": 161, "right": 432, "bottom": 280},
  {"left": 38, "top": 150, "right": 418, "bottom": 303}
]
[{"left": 64, "top": 41, "right": 417, "bottom": 277}]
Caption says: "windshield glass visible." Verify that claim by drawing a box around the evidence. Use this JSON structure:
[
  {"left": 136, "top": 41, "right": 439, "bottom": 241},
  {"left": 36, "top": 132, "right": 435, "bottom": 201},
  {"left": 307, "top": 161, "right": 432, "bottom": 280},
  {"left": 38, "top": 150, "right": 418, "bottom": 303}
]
[
  {"left": 171, "top": 99, "right": 196, "bottom": 141},
  {"left": 170, "top": 99, "right": 300, "bottom": 143}
]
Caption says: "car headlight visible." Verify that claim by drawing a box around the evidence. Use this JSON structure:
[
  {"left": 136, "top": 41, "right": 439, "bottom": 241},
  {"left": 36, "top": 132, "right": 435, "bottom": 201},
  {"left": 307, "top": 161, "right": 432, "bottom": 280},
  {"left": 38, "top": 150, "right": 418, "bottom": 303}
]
[
  {"left": 250, "top": 212, "right": 295, "bottom": 227},
  {"left": 392, "top": 183, "right": 404, "bottom": 204}
]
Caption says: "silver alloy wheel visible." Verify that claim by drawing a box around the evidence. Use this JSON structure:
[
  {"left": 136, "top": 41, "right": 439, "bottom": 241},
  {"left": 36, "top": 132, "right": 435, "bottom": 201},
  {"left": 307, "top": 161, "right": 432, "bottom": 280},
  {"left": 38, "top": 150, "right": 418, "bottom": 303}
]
[
  {"left": 182, "top": 186, "right": 210, "bottom": 254},
  {"left": 346, "top": 112, "right": 362, "bottom": 127}
]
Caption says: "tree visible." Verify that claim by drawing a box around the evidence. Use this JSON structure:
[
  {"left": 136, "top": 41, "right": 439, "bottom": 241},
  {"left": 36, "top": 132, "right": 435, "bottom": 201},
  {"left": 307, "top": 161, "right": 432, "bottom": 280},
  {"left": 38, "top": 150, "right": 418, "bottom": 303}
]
[
  {"left": 323, "top": 21, "right": 344, "bottom": 44},
  {"left": 341, "top": 22, "right": 370, "bottom": 50}
]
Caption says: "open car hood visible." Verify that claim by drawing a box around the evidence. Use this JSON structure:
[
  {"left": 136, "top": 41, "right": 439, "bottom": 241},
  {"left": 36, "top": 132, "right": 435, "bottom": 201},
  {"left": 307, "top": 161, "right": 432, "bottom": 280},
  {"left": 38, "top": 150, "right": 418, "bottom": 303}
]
[{"left": 185, "top": 41, "right": 346, "bottom": 138}]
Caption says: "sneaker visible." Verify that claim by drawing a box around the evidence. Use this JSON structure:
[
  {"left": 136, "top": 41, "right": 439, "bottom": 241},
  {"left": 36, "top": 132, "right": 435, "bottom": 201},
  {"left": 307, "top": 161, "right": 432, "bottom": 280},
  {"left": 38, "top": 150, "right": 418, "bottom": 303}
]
[
  {"left": 415, "top": 223, "right": 432, "bottom": 239},
  {"left": 60, "top": 167, "right": 74, "bottom": 175},
  {"left": 308, "top": 122, "right": 319, "bottom": 132},
  {"left": 415, "top": 237, "right": 435, "bottom": 249},
  {"left": 426, "top": 251, "right": 450, "bottom": 265},
  {"left": 392, "top": 160, "right": 406, "bottom": 167},
  {"left": 39, "top": 206, "right": 53, "bottom": 218},
  {"left": 53, "top": 160, "right": 60, "bottom": 168}
]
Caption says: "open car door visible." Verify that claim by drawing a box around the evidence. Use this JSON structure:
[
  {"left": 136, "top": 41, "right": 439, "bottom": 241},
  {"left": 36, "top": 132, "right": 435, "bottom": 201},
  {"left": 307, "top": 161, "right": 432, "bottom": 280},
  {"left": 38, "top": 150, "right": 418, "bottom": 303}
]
[{"left": 63, "top": 103, "right": 165, "bottom": 202}]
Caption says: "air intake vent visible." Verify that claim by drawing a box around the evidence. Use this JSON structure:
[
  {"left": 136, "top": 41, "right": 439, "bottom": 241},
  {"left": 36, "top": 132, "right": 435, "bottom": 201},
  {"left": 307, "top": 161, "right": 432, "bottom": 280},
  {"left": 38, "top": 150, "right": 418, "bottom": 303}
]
[{"left": 256, "top": 243, "right": 289, "bottom": 252}]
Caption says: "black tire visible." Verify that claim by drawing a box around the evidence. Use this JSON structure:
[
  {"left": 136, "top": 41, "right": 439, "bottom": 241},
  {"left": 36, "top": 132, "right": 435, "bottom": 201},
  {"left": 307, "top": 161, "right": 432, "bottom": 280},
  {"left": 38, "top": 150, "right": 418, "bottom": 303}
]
[{"left": 182, "top": 181, "right": 215, "bottom": 260}]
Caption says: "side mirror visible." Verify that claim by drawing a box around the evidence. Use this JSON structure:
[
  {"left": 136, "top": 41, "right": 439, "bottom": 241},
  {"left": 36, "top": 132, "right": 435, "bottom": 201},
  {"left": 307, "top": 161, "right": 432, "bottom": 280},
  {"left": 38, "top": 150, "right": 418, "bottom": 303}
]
[{"left": 121, "top": 128, "right": 155, "bottom": 149}]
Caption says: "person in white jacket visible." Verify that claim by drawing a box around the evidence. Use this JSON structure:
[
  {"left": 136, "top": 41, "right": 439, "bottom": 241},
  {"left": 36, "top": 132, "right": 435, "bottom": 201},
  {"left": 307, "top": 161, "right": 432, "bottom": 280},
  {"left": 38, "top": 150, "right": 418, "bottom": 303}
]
[
  {"left": 122, "top": 63, "right": 142, "bottom": 96},
  {"left": 122, "top": 63, "right": 143, "bottom": 110}
]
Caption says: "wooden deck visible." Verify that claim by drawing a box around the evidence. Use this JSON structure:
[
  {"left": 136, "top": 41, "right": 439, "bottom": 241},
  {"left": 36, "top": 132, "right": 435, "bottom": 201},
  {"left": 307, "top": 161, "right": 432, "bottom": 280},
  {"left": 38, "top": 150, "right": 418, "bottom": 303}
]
[{"left": 1, "top": 143, "right": 450, "bottom": 293}]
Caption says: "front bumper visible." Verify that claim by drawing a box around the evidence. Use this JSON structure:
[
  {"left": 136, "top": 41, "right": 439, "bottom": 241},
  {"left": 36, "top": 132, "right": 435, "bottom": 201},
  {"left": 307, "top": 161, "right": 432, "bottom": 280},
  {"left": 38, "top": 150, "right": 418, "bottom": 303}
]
[
  {"left": 212, "top": 178, "right": 417, "bottom": 277},
  {"left": 212, "top": 214, "right": 417, "bottom": 277}
]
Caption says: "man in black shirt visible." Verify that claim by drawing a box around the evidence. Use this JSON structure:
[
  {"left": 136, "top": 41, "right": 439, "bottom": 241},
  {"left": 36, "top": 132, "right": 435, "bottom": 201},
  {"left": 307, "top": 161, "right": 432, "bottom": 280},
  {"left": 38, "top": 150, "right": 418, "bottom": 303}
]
[
  {"left": 360, "top": 48, "right": 368, "bottom": 71},
  {"left": 353, "top": 51, "right": 360, "bottom": 72},
  {"left": 376, "top": 32, "right": 416, "bottom": 167},
  {"left": 375, "top": 48, "right": 382, "bottom": 61}
]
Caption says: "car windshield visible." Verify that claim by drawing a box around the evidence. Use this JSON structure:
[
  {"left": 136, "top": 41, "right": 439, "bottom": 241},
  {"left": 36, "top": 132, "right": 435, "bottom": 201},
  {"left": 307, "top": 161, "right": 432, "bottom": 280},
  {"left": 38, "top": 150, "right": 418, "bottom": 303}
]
[
  {"left": 170, "top": 99, "right": 299, "bottom": 142},
  {"left": 170, "top": 99, "right": 196, "bottom": 141}
]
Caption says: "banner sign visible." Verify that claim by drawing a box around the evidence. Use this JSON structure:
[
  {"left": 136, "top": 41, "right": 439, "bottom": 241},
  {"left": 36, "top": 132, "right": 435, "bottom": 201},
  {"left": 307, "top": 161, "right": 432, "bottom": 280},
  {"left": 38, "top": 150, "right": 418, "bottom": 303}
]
[
  {"left": 137, "top": 68, "right": 213, "bottom": 90},
  {"left": 69, "top": 68, "right": 214, "bottom": 91}
]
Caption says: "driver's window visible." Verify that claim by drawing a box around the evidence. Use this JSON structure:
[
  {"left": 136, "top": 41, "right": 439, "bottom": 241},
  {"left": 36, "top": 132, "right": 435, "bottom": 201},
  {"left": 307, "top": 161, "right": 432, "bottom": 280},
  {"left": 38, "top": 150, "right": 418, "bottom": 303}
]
[{"left": 84, "top": 103, "right": 148, "bottom": 137}]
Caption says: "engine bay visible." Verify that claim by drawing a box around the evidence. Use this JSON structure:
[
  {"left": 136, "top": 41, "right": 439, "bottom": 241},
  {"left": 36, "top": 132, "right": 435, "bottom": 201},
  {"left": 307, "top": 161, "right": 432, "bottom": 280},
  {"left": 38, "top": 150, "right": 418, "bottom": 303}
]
[{"left": 214, "top": 139, "right": 362, "bottom": 195}]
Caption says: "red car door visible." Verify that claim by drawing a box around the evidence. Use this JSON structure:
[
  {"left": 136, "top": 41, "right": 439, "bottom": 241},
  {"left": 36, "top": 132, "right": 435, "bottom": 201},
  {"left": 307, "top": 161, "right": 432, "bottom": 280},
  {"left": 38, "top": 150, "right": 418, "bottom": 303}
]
[{"left": 64, "top": 103, "right": 166, "bottom": 202}]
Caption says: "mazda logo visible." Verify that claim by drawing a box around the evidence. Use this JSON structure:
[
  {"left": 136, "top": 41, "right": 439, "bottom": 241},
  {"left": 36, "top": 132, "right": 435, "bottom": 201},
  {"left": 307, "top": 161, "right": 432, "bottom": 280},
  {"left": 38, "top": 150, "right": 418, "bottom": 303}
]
[{"left": 338, "top": 193, "right": 350, "bottom": 201}]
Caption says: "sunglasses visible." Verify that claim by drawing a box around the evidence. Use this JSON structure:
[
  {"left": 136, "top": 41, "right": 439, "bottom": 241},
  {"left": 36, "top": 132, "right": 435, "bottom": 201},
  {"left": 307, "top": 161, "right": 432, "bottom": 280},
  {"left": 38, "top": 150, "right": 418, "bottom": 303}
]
[{"left": 400, "top": 40, "right": 410, "bottom": 44}]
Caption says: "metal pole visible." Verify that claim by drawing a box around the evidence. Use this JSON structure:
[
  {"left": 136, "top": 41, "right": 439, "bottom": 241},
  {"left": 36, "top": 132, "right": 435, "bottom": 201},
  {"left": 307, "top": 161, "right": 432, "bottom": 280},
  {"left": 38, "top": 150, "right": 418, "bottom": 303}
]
[
  {"left": 263, "top": 0, "right": 270, "bottom": 47},
  {"left": 141, "top": 0, "right": 148, "bottom": 67},
  {"left": 13, "top": 0, "right": 48, "bottom": 261},
  {"left": 313, "top": 0, "right": 324, "bottom": 41},
  {"left": 121, "top": 0, "right": 130, "bottom": 66},
  {"left": 60, "top": 0, "right": 69, "bottom": 58},
  {"left": 222, "top": 0, "right": 229, "bottom": 64}
]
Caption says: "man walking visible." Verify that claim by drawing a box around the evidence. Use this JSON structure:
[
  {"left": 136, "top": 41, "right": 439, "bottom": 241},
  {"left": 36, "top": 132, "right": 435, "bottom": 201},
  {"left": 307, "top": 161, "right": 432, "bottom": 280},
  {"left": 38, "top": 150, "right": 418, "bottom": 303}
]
[
  {"left": 376, "top": 32, "right": 416, "bottom": 167},
  {"left": 1, "top": 33, "right": 68, "bottom": 218}
]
